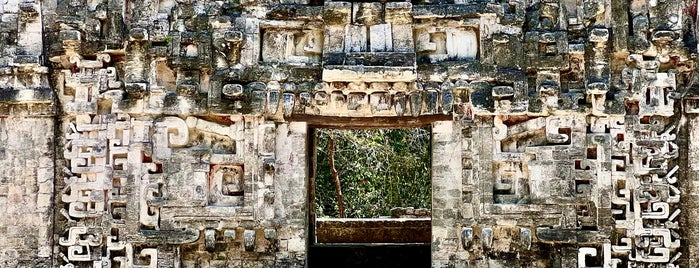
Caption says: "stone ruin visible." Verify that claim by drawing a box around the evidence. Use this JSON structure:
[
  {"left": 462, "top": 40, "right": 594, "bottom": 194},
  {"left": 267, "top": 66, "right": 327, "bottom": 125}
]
[{"left": 0, "top": 0, "right": 698, "bottom": 266}]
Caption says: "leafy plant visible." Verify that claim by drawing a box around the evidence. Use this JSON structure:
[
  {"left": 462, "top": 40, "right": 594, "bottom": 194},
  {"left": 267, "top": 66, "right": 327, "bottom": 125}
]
[{"left": 314, "top": 128, "right": 431, "bottom": 218}]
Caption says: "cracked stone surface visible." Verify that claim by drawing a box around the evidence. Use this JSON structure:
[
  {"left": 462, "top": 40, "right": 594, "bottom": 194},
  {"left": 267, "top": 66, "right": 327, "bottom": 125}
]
[{"left": 0, "top": 0, "right": 698, "bottom": 266}]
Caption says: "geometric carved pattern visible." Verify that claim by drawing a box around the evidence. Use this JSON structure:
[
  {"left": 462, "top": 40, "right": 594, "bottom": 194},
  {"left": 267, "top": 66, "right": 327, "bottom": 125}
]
[{"left": 0, "top": 0, "right": 695, "bottom": 267}]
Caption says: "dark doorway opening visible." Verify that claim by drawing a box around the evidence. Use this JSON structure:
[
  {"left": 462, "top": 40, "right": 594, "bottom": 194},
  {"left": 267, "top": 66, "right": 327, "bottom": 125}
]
[{"left": 308, "top": 243, "right": 431, "bottom": 268}]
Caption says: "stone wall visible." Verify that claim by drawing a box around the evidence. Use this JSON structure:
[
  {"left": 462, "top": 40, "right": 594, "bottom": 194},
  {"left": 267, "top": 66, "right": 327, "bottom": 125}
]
[
  {"left": 0, "top": 118, "right": 54, "bottom": 267},
  {"left": 0, "top": 0, "right": 696, "bottom": 267},
  {"left": 0, "top": 0, "right": 54, "bottom": 267}
]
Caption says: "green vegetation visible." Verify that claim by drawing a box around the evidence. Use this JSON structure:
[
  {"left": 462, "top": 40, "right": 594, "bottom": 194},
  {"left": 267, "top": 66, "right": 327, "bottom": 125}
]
[{"left": 314, "top": 128, "right": 431, "bottom": 218}]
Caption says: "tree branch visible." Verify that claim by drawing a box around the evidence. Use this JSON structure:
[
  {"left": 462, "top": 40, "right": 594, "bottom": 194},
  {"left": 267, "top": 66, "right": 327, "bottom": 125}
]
[{"left": 329, "top": 137, "right": 345, "bottom": 218}]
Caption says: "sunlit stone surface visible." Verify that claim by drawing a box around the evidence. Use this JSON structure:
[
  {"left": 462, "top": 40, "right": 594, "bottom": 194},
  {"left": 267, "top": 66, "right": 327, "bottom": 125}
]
[{"left": 0, "top": 0, "right": 697, "bottom": 266}]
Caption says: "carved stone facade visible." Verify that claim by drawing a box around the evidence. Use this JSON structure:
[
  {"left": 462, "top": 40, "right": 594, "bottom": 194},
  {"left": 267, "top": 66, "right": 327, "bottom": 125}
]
[{"left": 0, "top": 0, "right": 698, "bottom": 267}]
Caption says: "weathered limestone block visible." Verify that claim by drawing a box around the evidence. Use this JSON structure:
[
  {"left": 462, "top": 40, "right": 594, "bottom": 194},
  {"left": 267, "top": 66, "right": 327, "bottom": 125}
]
[
  {"left": 208, "top": 165, "right": 244, "bottom": 206},
  {"left": 153, "top": 116, "right": 189, "bottom": 159},
  {"left": 431, "top": 121, "right": 463, "bottom": 266},
  {"left": 369, "top": 24, "right": 392, "bottom": 52},
  {"left": 524, "top": 31, "right": 569, "bottom": 68},
  {"left": 261, "top": 28, "right": 323, "bottom": 64},
  {"left": 344, "top": 25, "right": 367, "bottom": 53},
  {"left": 385, "top": 3, "right": 413, "bottom": 53},
  {"left": 415, "top": 25, "right": 479, "bottom": 63},
  {"left": 322, "top": 2, "right": 351, "bottom": 53},
  {"left": 237, "top": 18, "right": 261, "bottom": 66},
  {"left": 274, "top": 122, "right": 308, "bottom": 256},
  {"left": 0, "top": 118, "right": 54, "bottom": 267}
]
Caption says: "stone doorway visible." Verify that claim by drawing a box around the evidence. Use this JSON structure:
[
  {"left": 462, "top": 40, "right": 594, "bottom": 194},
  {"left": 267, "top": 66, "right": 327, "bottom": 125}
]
[
  {"left": 310, "top": 127, "right": 432, "bottom": 240},
  {"left": 290, "top": 115, "right": 458, "bottom": 267}
]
